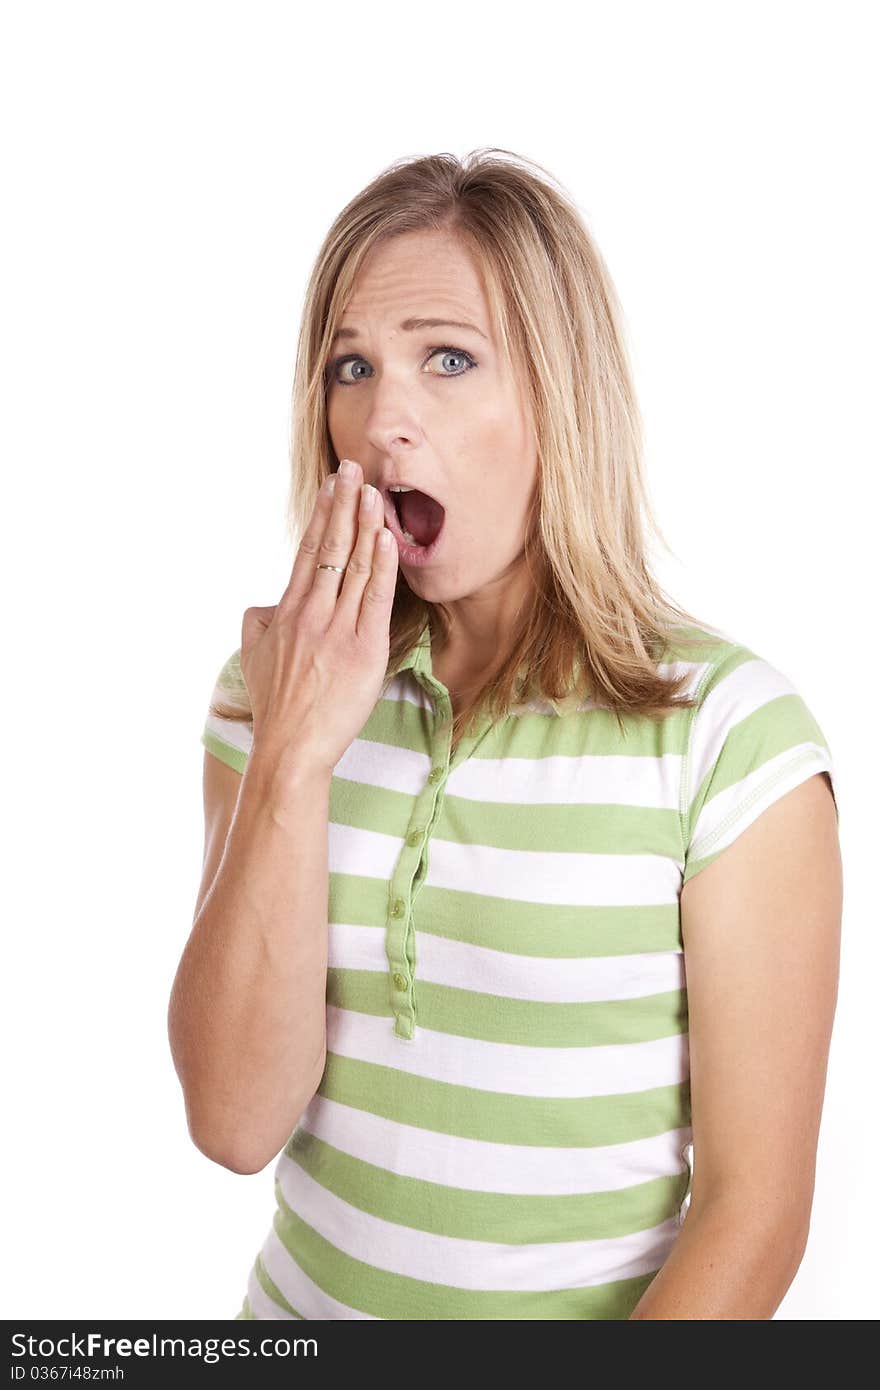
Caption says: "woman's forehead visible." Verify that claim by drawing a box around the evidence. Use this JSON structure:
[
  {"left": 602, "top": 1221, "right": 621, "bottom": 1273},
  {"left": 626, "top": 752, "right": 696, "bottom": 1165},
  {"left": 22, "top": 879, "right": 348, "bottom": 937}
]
[{"left": 346, "top": 233, "right": 488, "bottom": 310}]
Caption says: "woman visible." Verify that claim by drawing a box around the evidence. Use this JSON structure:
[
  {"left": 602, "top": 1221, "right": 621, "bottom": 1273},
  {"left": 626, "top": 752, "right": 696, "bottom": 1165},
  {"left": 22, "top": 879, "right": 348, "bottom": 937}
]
[{"left": 168, "top": 149, "right": 842, "bottom": 1320}]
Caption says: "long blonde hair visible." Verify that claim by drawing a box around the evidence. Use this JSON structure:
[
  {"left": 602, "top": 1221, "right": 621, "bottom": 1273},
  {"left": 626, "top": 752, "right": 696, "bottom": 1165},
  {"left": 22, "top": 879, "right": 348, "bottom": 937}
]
[{"left": 216, "top": 146, "right": 718, "bottom": 747}]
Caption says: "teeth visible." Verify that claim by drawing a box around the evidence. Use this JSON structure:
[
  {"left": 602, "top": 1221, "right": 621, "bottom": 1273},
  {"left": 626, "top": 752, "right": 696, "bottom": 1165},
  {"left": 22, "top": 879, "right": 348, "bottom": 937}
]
[
  {"left": 389, "top": 485, "right": 414, "bottom": 492},
  {"left": 401, "top": 528, "right": 418, "bottom": 545}
]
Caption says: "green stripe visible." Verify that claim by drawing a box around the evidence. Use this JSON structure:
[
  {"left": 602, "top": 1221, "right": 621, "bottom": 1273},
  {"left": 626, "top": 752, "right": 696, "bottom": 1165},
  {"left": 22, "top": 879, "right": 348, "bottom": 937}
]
[
  {"left": 201, "top": 728, "right": 247, "bottom": 775},
  {"left": 698, "top": 643, "right": 758, "bottom": 697},
  {"left": 332, "top": 774, "right": 685, "bottom": 857},
  {"left": 363, "top": 688, "right": 697, "bottom": 759},
  {"left": 253, "top": 1253, "right": 304, "bottom": 1318},
  {"left": 272, "top": 1185, "right": 662, "bottom": 1319},
  {"left": 325, "top": 972, "right": 687, "bottom": 1047},
  {"left": 441, "top": 797, "right": 684, "bottom": 856},
  {"left": 283, "top": 1134, "right": 689, "bottom": 1242},
  {"left": 330, "top": 875, "right": 684, "bottom": 956},
  {"left": 313, "top": 1054, "right": 691, "bottom": 1146}
]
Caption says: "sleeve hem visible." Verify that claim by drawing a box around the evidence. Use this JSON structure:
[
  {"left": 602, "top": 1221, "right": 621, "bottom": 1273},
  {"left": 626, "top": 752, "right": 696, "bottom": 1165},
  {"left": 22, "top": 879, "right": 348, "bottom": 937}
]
[{"left": 687, "top": 747, "right": 835, "bottom": 863}]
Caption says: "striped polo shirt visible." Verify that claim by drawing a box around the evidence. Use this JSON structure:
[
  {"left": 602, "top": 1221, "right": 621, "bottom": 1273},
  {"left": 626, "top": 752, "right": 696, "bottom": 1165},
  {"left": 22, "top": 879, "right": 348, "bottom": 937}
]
[{"left": 199, "top": 621, "right": 838, "bottom": 1320}]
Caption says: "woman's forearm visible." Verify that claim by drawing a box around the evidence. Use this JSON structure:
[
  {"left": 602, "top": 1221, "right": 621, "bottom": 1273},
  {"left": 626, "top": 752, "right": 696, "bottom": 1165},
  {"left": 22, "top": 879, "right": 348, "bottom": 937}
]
[
  {"left": 629, "top": 1193, "right": 810, "bottom": 1319},
  {"left": 168, "top": 747, "right": 332, "bottom": 1174}
]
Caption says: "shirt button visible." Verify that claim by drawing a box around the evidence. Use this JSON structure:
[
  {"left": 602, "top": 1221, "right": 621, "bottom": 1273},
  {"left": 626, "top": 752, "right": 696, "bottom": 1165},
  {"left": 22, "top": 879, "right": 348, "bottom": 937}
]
[
  {"left": 392, "top": 972, "right": 407, "bottom": 991},
  {"left": 407, "top": 829, "right": 423, "bottom": 847},
  {"left": 391, "top": 899, "right": 406, "bottom": 918},
  {"left": 428, "top": 767, "right": 444, "bottom": 783}
]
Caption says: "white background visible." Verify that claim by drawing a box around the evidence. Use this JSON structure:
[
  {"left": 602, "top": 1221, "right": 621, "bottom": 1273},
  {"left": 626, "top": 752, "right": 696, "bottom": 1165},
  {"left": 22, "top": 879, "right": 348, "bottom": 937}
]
[{"left": 2, "top": 0, "right": 875, "bottom": 1320}]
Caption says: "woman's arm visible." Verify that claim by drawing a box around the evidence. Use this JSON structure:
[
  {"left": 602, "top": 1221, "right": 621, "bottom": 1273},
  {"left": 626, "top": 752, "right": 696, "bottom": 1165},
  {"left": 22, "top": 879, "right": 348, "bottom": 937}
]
[
  {"left": 167, "top": 743, "right": 333, "bottom": 1174},
  {"left": 630, "top": 771, "right": 842, "bottom": 1319}
]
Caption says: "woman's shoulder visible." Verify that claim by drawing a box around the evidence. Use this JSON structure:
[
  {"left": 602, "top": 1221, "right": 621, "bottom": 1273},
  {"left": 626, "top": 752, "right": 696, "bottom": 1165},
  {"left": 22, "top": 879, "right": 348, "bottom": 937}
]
[
  {"left": 655, "top": 620, "right": 748, "bottom": 684},
  {"left": 665, "top": 622, "right": 839, "bottom": 882},
  {"left": 658, "top": 621, "right": 818, "bottom": 714}
]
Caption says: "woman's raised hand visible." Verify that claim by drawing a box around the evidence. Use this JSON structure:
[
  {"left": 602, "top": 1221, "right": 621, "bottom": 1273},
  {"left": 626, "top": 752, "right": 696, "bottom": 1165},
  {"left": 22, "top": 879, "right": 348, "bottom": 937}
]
[{"left": 239, "top": 459, "right": 399, "bottom": 777}]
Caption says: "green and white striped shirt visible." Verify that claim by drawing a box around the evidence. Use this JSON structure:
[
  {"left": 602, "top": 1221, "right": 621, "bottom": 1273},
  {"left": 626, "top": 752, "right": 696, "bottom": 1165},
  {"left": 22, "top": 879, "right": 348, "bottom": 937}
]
[{"left": 200, "top": 622, "right": 838, "bottom": 1320}]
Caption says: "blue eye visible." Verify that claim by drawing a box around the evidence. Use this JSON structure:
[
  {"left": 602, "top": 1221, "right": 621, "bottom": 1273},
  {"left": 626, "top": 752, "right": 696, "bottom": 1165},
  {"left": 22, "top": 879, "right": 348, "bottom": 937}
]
[{"left": 326, "top": 345, "right": 478, "bottom": 386}]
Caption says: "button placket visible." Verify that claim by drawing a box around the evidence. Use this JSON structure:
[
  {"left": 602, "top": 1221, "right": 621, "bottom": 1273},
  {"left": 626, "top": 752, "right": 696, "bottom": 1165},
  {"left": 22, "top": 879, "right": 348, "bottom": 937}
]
[{"left": 386, "top": 679, "right": 453, "bottom": 1042}]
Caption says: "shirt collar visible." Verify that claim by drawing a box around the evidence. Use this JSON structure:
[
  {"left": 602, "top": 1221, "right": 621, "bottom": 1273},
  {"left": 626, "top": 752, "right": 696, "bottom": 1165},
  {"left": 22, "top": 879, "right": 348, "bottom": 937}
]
[
  {"left": 394, "top": 623, "right": 433, "bottom": 677},
  {"left": 393, "top": 622, "right": 539, "bottom": 705}
]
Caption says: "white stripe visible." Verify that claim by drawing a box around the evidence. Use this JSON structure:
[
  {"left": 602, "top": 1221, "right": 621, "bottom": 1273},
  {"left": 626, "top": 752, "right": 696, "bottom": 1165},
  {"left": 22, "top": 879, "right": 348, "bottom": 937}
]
[
  {"left": 449, "top": 749, "right": 686, "bottom": 806},
  {"left": 380, "top": 673, "right": 434, "bottom": 710},
  {"left": 259, "top": 1227, "right": 378, "bottom": 1319},
  {"left": 333, "top": 731, "right": 430, "bottom": 793},
  {"left": 329, "top": 821, "right": 684, "bottom": 905},
  {"left": 426, "top": 836, "right": 686, "bottom": 904},
  {"left": 325, "top": 1006, "right": 689, "bottom": 1097},
  {"left": 299, "top": 1093, "right": 693, "bottom": 1196},
  {"left": 339, "top": 737, "right": 691, "bottom": 806},
  {"left": 336, "top": 738, "right": 689, "bottom": 807},
  {"left": 274, "top": 1153, "right": 681, "bottom": 1291},
  {"left": 245, "top": 1262, "right": 298, "bottom": 1320},
  {"left": 204, "top": 712, "right": 253, "bottom": 755},
  {"left": 328, "top": 921, "right": 685, "bottom": 1003}
]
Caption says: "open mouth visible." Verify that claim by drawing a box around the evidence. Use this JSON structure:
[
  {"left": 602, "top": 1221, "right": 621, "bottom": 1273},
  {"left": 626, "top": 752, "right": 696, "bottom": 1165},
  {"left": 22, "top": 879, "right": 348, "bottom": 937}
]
[{"left": 385, "top": 487, "right": 446, "bottom": 552}]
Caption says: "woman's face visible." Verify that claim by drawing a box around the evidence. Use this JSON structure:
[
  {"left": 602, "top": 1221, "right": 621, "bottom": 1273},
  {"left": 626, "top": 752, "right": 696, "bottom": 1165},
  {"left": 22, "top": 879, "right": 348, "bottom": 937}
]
[{"left": 325, "top": 229, "right": 539, "bottom": 625}]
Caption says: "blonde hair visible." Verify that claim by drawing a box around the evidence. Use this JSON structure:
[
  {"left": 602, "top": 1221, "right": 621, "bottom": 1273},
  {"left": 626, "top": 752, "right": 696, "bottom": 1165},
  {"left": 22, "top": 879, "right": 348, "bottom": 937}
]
[{"left": 216, "top": 146, "right": 718, "bottom": 749}]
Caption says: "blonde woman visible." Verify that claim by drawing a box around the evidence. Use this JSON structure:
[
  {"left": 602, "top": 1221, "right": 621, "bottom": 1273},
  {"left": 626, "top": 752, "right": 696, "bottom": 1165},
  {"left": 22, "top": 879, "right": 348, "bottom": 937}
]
[{"left": 168, "top": 149, "right": 842, "bottom": 1321}]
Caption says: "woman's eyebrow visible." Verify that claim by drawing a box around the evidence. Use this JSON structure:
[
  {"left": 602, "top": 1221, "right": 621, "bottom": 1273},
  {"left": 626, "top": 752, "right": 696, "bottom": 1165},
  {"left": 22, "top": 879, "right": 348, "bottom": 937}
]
[{"left": 331, "top": 317, "right": 488, "bottom": 343}]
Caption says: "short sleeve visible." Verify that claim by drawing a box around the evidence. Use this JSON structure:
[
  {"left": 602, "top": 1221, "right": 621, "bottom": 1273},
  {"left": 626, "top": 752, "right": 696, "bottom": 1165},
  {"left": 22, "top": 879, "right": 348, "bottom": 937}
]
[
  {"left": 681, "top": 645, "right": 838, "bottom": 885},
  {"left": 200, "top": 648, "right": 253, "bottom": 775}
]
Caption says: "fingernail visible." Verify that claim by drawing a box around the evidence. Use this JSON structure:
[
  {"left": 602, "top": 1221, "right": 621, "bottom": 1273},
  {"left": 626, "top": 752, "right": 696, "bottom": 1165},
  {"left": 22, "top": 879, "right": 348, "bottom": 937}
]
[
  {"left": 340, "top": 459, "right": 358, "bottom": 479},
  {"left": 360, "top": 483, "right": 377, "bottom": 513}
]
